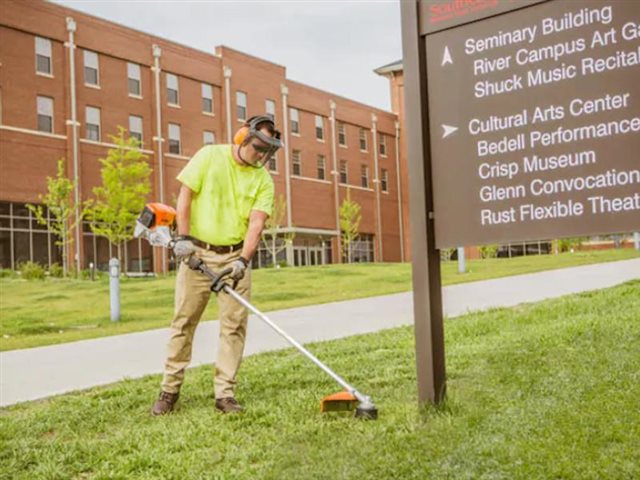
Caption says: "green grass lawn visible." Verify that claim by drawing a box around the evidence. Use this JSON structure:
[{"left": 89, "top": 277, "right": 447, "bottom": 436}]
[
  {"left": 1, "top": 248, "right": 638, "bottom": 351},
  {"left": 1, "top": 280, "right": 638, "bottom": 479}
]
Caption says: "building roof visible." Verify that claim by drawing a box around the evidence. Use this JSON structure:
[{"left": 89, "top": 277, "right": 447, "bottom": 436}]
[{"left": 373, "top": 59, "right": 403, "bottom": 76}]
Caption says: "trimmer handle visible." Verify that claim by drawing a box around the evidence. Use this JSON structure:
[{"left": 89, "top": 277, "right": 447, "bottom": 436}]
[{"left": 186, "top": 256, "right": 236, "bottom": 292}]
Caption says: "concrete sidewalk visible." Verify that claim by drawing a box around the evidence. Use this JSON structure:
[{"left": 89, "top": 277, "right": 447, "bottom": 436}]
[{"left": 1, "top": 259, "right": 638, "bottom": 407}]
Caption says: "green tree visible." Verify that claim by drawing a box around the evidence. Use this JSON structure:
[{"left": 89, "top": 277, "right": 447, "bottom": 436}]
[
  {"left": 479, "top": 244, "right": 498, "bottom": 259},
  {"left": 27, "top": 158, "right": 77, "bottom": 276},
  {"left": 84, "top": 127, "right": 152, "bottom": 270},
  {"left": 261, "top": 194, "right": 294, "bottom": 267},
  {"left": 339, "top": 188, "right": 361, "bottom": 263}
]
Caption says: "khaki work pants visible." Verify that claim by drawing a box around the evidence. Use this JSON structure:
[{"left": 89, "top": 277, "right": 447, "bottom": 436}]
[{"left": 161, "top": 247, "right": 251, "bottom": 399}]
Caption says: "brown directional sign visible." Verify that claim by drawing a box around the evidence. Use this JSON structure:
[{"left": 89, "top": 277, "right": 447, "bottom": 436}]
[
  {"left": 401, "top": 0, "right": 639, "bottom": 406},
  {"left": 426, "top": 0, "right": 640, "bottom": 248}
]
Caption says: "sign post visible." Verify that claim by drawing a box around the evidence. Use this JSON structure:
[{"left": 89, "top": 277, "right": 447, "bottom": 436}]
[{"left": 401, "top": 0, "right": 640, "bottom": 406}]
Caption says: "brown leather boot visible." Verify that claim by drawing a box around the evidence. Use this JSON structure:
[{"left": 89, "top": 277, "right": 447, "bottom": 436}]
[
  {"left": 151, "top": 391, "right": 179, "bottom": 416},
  {"left": 215, "top": 397, "right": 243, "bottom": 414}
]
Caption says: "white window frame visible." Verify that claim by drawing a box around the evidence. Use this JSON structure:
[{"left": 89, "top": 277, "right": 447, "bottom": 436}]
[
  {"left": 36, "top": 96, "right": 54, "bottom": 133},
  {"left": 203, "top": 130, "right": 215, "bottom": 145},
  {"left": 268, "top": 155, "right": 277, "bottom": 172},
  {"left": 202, "top": 83, "right": 213, "bottom": 114},
  {"left": 290, "top": 108, "right": 300, "bottom": 135},
  {"left": 338, "top": 122, "right": 347, "bottom": 147},
  {"left": 361, "top": 164, "right": 369, "bottom": 189},
  {"left": 359, "top": 128, "right": 368, "bottom": 152},
  {"left": 236, "top": 91, "right": 247, "bottom": 121},
  {"left": 129, "top": 115, "right": 143, "bottom": 144},
  {"left": 381, "top": 168, "right": 389, "bottom": 192},
  {"left": 83, "top": 50, "right": 99, "bottom": 87},
  {"left": 168, "top": 123, "right": 181, "bottom": 154},
  {"left": 315, "top": 115, "right": 324, "bottom": 141},
  {"left": 166, "top": 73, "right": 179, "bottom": 106},
  {"left": 127, "top": 62, "right": 142, "bottom": 98},
  {"left": 379, "top": 134, "right": 387, "bottom": 157},
  {"left": 85, "top": 106, "right": 101, "bottom": 141},
  {"left": 265, "top": 99, "right": 276, "bottom": 122},
  {"left": 35, "top": 37, "right": 52, "bottom": 76},
  {"left": 292, "top": 150, "right": 301, "bottom": 176},
  {"left": 339, "top": 160, "right": 348, "bottom": 184},
  {"left": 317, "top": 155, "right": 326, "bottom": 180}
]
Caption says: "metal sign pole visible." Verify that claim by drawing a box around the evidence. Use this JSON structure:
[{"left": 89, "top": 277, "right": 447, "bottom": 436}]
[{"left": 400, "top": 0, "right": 446, "bottom": 405}]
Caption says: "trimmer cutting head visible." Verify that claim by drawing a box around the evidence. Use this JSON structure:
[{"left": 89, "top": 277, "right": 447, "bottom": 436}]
[{"left": 320, "top": 391, "right": 378, "bottom": 420}]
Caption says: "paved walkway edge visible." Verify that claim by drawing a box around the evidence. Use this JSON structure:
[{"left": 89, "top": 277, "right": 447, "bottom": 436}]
[{"left": 1, "top": 259, "right": 638, "bottom": 406}]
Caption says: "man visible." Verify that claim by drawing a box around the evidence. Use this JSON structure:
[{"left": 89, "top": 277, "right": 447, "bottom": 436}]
[{"left": 152, "top": 115, "right": 281, "bottom": 415}]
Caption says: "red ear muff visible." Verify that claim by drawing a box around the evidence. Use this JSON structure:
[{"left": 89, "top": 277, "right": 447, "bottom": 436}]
[{"left": 233, "top": 126, "right": 249, "bottom": 145}]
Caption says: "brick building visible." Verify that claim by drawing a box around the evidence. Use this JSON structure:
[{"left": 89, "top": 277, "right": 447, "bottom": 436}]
[{"left": 0, "top": 0, "right": 407, "bottom": 272}]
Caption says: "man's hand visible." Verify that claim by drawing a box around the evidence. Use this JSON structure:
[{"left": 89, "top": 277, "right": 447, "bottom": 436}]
[
  {"left": 173, "top": 238, "right": 195, "bottom": 257},
  {"left": 230, "top": 257, "right": 249, "bottom": 281}
]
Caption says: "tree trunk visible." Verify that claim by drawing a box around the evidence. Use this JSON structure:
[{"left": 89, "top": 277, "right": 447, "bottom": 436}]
[
  {"left": 62, "top": 234, "right": 68, "bottom": 277},
  {"left": 272, "top": 235, "right": 277, "bottom": 267},
  {"left": 123, "top": 241, "right": 128, "bottom": 274}
]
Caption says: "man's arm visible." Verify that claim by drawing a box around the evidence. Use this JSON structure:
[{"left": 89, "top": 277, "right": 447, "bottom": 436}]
[
  {"left": 240, "top": 209, "right": 268, "bottom": 262},
  {"left": 176, "top": 184, "right": 194, "bottom": 236}
]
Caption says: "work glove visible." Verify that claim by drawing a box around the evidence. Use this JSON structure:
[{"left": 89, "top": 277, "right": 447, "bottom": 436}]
[
  {"left": 230, "top": 257, "right": 249, "bottom": 281},
  {"left": 173, "top": 238, "right": 195, "bottom": 257}
]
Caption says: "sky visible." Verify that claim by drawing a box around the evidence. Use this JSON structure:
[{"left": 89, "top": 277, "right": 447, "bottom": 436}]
[{"left": 52, "top": 0, "right": 403, "bottom": 111}]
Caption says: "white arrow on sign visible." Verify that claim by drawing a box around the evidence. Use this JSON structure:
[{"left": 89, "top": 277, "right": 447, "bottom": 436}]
[
  {"left": 441, "top": 46, "right": 453, "bottom": 66},
  {"left": 442, "top": 124, "right": 458, "bottom": 138}
]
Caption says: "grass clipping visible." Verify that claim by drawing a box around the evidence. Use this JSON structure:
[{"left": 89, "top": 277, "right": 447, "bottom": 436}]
[{"left": 1, "top": 280, "right": 639, "bottom": 479}]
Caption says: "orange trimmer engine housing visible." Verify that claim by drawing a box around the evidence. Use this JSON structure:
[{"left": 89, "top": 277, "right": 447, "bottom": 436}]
[{"left": 138, "top": 203, "right": 176, "bottom": 231}]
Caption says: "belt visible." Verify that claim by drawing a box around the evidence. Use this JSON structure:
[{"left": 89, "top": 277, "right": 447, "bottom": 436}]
[{"left": 186, "top": 236, "right": 243, "bottom": 254}]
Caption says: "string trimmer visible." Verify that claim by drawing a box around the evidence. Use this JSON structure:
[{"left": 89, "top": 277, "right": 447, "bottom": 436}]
[{"left": 134, "top": 203, "right": 378, "bottom": 419}]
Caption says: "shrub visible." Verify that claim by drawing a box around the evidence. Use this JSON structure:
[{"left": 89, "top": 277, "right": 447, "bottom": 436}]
[
  {"left": 19, "top": 261, "right": 46, "bottom": 280},
  {"left": 440, "top": 248, "right": 455, "bottom": 261},
  {"left": 558, "top": 237, "right": 585, "bottom": 253},
  {"left": 48, "top": 263, "right": 64, "bottom": 278},
  {"left": 479, "top": 244, "right": 498, "bottom": 259},
  {"left": 0, "top": 269, "right": 17, "bottom": 279}
]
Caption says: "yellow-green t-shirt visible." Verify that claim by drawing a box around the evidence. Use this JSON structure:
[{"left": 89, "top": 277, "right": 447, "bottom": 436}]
[{"left": 177, "top": 145, "right": 274, "bottom": 245}]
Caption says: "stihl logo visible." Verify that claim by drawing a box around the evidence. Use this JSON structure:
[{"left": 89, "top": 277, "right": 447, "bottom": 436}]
[{"left": 429, "top": 0, "right": 500, "bottom": 24}]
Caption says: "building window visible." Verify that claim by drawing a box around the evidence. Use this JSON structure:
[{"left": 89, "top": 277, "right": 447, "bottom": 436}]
[
  {"left": 346, "top": 233, "right": 375, "bottom": 263},
  {"left": 168, "top": 123, "right": 181, "bottom": 154},
  {"left": 85, "top": 106, "right": 101, "bottom": 141},
  {"left": 203, "top": 130, "right": 215, "bottom": 145},
  {"left": 379, "top": 134, "right": 387, "bottom": 156},
  {"left": 0, "top": 201, "right": 65, "bottom": 270},
  {"left": 202, "top": 83, "right": 213, "bottom": 114},
  {"left": 268, "top": 155, "right": 277, "bottom": 172},
  {"left": 129, "top": 115, "right": 143, "bottom": 143},
  {"left": 166, "top": 73, "right": 179, "bottom": 105},
  {"left": 317, "top": 155, "right": 326, "bottom": 180},
  {"left": 128, "top": 63, "right": 141, "bottom": 97},
  {"left": 265, "top": 99, "right": 276, "bottom": 121},
  {"left": 361, "top": 165, "right": 369, "bottom": 188},
  {"left": 339, "top": 160, "right": 348, "bottom": 184},
  {"left": 359, "top": 128, "right": 368, "bottom": 151},
  {"left": 35, "top": 37, "right": 52, "bottom": 75},
  {"left": 236, "top": 91, "right": 247, "bottom": 121},
  {"left": 292, "top": 150, "right": 301, "bottom": 176},
  {"left": 290, "top": 108, "right": 300, "bottom": 134},
  {"left": 315, "top": 115, "right": 324, "bottom": 141},
  {"left": 381, "top": 169, "right": 388, "bottom": 192},
  {"left": 84, "top": 50, "right": 99, "bottom": 86},
  {"left": 338, "top": 122, "right": 347, "bottom": 146},
  {"left": 36, "top": 96, "right": 53, "bottom": 133}
]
